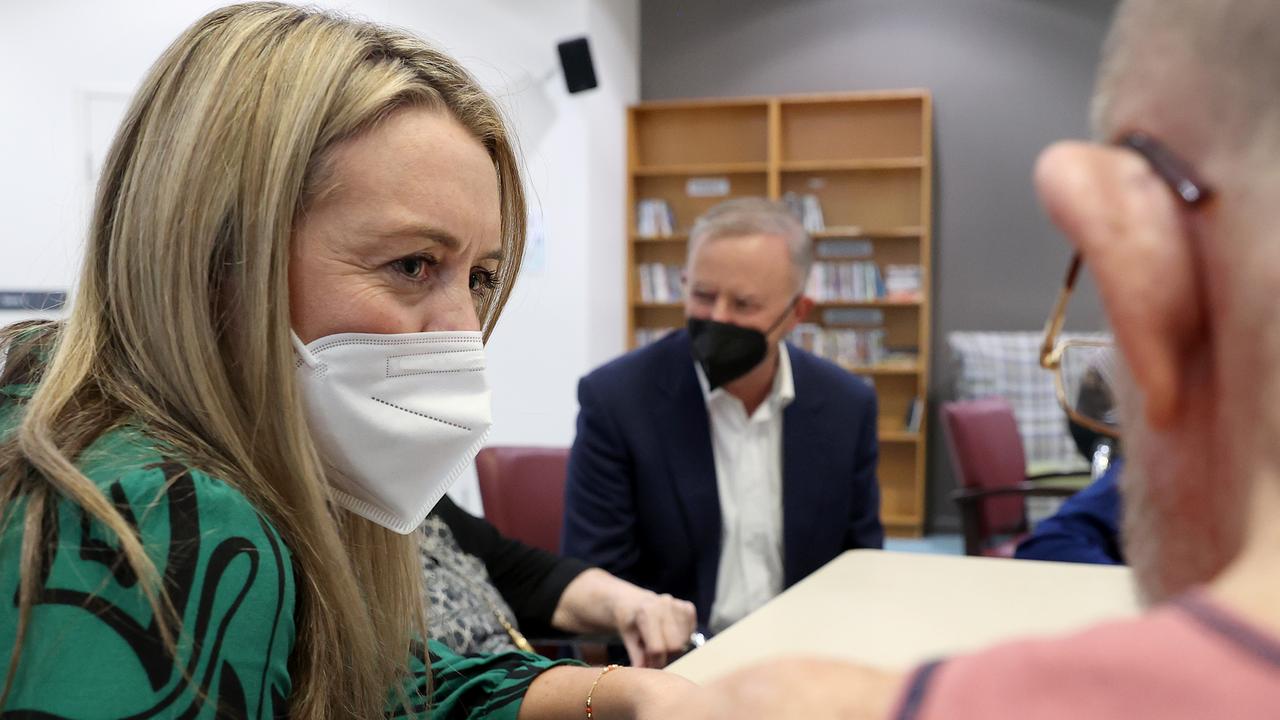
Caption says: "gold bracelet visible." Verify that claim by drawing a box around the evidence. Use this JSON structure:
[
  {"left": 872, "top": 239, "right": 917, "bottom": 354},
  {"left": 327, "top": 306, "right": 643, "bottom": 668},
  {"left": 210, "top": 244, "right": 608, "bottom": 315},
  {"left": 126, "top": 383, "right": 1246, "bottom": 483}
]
[{"left": 584, "top": 663, "right": 621, "bottom": 720}]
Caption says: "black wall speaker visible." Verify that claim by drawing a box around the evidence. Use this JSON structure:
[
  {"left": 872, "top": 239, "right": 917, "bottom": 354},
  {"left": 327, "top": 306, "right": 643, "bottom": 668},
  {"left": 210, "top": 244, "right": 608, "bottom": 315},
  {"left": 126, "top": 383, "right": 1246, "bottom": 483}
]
[{"left": 557, "top": 37, "right": 598, "bottom": 94}]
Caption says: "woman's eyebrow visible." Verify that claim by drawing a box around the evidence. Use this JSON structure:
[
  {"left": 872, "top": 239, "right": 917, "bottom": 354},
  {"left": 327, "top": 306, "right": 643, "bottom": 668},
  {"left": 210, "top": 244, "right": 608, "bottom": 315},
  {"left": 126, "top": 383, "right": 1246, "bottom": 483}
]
[
  {"left": 374, "top": 223, "right": 502, "bottom": 261},
  {"left": 374, "top": 222, "right": 459, "bottom": 248}
]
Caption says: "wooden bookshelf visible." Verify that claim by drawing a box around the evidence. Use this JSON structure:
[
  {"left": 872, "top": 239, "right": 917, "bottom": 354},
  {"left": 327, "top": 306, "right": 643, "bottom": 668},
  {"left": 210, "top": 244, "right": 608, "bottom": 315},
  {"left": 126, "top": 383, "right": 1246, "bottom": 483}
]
[
  {"left": 633, "top": 162, "right": 770, "bottom": 176},
  {"left": 626, "top": 91, "right": 933, "bottom": 537},
  {"left": 779, "top": 158, "right": 926, "bottom": 172}
]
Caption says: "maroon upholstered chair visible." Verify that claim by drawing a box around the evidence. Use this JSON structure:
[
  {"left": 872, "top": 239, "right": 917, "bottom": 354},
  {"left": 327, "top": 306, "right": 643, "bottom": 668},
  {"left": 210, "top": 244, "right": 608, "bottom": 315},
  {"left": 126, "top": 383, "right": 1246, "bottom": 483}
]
[
  {"left": 941, "top": 399, "right": 1081, "bottom": 557},
  {"left": 475, "top": 446, "right": 569, "bottom": 555}
]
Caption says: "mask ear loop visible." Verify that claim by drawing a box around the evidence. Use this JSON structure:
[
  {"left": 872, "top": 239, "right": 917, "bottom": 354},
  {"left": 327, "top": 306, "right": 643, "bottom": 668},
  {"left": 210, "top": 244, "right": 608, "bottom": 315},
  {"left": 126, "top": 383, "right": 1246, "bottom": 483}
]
[
  {"left": 291, "top": 331, "right": 320, "bottom": 369},
  {"left": 764, "top": 293, "right": 803, "bottom": 337}
]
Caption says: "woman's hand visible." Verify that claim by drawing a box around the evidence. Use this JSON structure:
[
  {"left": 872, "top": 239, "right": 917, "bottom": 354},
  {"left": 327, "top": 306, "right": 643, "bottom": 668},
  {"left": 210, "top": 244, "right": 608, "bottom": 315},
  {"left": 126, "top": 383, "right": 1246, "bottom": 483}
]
[
  {"left": 553, "top": 569, "right": 698, "bottom": 667},
  {"left": 611, "top": 586, "right": 698, "bottom": 668}
]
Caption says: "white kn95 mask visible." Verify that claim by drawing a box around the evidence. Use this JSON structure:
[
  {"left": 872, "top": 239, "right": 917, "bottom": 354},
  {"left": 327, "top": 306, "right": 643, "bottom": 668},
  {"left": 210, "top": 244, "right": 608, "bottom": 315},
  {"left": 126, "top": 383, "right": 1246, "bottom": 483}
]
[{"left": 292, "top": 330, "right": 493, "bottom": 534}]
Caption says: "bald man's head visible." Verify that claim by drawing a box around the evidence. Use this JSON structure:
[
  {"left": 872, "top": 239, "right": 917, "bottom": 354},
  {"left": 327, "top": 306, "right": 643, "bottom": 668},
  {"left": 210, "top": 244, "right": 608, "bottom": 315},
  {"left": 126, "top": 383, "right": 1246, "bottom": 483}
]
[
  {"left": 1035, "top": 0, "right": 1280, "bottom": 605},
  {"left": 1094, "top": 0, "right": 1280, "bottom": 169}
]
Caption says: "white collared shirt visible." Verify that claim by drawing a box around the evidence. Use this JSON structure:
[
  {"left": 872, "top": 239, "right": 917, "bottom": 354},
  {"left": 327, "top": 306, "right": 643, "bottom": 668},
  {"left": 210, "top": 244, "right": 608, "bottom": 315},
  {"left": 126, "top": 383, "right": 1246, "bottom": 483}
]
[{"left": 696, "top": 343, "right": 795, "bottom": 634}]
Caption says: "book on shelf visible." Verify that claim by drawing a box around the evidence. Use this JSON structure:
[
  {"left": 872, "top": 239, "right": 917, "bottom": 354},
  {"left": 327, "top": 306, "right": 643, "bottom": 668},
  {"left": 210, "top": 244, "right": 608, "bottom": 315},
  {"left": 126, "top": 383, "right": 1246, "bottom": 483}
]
[
  {"left": 881, "top": 351, "right": 921, "bottom": 369},
  {"left": 805, "top": 261, "right": 885, "bottom": 302},
  {"left": 636, "top": 263, "right": 684, "bottom": 303},
  {"left": 634, "top": 326, "right": 676, "bottom": 347},
  {"left": 637, "top": 263, "right": 653, "bottom": 303},
  {"left": 788, "top": 323, "right": 887, "bottom": 368},
  {"left": 782, "top": 191, "right": 825, "bottom": 232},
  {"left": 801, "top": 194, "right": 825, "bottom": 232},
  {"left": 884, "top": 264, "right": 924, "bottom": 302},
  {"left": 635, "top": 198, "right": 676, "bottom": 237},
  {"left": 903, "top": 396, "right": 925, "bottom": 433}
]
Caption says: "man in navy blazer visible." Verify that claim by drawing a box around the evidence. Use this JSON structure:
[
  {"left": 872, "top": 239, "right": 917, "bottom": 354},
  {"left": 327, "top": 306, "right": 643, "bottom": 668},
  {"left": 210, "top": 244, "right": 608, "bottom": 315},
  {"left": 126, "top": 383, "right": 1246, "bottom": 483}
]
[{"left": 562, "top": 198, "right": 883, "bottom": 635}]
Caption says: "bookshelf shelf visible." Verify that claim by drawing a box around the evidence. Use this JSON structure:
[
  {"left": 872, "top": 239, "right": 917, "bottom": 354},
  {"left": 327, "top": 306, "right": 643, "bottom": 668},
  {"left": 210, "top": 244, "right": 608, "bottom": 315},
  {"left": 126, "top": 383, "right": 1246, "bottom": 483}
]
[
  {"left": 627, "top": 90, "right": 933, "bottom": 537},
  {"left": 633, "top": 302, "right": 684, "bottom": 309},
  {"left": 780, "top": 158, "right": 925, "bottom": 172},
  {"left": 812, "top": 226, "right": 923, "bottom": 239},
  {"left": 635, "top": 229, "right": 923, "bottom": 243},
  {"left": 841, "top": 363, "right": 922, "bottom": 376},
  {"left": 883, "top": 513, "right": 923, "bottom": 527},
  {"left": 879, "top": 431, "right": 922, "bottom": 443},
  {"left": 632, "top": 162, "right": 769, "bottom": 176}
]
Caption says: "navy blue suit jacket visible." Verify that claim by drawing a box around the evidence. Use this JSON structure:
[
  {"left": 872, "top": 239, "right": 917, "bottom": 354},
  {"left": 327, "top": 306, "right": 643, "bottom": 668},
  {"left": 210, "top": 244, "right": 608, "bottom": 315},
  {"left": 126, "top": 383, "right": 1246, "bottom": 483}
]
[
  {"left": 561, "top": 330, "right": 884, "bottom": 629},
  {"left": 1015, "top": 459, "right": 1124, "bottom": 565}
]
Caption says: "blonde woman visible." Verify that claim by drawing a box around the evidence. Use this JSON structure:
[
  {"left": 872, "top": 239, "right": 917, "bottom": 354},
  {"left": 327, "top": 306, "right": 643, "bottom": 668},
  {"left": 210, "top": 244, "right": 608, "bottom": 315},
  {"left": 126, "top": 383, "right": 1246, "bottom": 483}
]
[{"left": 0, "top": 3, "right": 692, "bottom": 718}]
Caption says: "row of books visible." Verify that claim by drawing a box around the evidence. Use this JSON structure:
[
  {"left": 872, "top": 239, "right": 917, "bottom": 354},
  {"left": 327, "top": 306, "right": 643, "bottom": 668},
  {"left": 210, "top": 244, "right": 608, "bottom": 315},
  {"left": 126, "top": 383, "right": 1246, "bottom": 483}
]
[
  {"left": 804, "top": 263, "right": 925, "bottom": 302},
  {"left": 884, "top": 265, "right": 924, "bottom": 301},
  {"left": 634, "top": 327, "right": 676, "bottom": 348},
  {"left": 636, "top": 198, "right": 677, "bottom": 237},
  {"left": 635, "top": 262, "right": 921, "bottom": 305},
  {"left": 636, "top": 263, "right": 684, "bottom": 303},
  {"left": 781, "top": 191, "right": 825, "bottom": 232},
  {"left": 805, "top": 262, "right": 884, "bottom": 302},
  {"left": 788, "top": 324, "right": 888, "bottom": 368}
]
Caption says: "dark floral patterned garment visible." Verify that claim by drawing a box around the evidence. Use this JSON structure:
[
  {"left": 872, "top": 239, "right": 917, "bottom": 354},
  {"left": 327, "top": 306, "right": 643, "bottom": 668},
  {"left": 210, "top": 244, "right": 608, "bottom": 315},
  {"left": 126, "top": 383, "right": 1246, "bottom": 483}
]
[{"left": 420, "top": 515, "right": 523, "bottom": 656}]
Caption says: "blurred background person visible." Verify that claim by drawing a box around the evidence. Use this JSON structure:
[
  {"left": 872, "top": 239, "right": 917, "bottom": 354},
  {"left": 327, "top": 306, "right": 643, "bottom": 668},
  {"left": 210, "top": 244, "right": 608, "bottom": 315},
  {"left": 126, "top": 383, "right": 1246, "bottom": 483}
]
[{"left": 563, "top": 197, "right": 883, "bottom": 635}]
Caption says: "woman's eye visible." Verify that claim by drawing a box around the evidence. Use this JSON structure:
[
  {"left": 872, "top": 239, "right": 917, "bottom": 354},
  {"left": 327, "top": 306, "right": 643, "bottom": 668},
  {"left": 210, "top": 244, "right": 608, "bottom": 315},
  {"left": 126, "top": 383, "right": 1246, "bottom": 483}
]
[
  {"left": 391, "top": 255, "right": 435, "bottom": 281},
  {"left": 470, "top": 268, "right": 499, "bottom": 294}
]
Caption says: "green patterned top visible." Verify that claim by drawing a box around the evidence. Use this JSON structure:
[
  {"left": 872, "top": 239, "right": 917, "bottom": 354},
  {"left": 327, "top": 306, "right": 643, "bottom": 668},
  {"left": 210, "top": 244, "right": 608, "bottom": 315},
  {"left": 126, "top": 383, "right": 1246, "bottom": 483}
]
[{"left": 0, "top": 359, "right": 575, "bottom": 718}]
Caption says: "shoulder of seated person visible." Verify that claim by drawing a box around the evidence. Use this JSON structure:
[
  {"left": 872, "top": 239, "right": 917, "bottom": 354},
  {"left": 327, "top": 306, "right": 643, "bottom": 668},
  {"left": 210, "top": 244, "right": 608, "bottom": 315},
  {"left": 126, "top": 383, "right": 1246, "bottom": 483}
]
[
  {"left": 1, "top": 423, "right": 299, "bottom": 714},
  {"left": 73, "top": 422, "right": 290, "bottom": 546},
  {"left": 589, "top": 330, "right": 683, "bottom": 383}
]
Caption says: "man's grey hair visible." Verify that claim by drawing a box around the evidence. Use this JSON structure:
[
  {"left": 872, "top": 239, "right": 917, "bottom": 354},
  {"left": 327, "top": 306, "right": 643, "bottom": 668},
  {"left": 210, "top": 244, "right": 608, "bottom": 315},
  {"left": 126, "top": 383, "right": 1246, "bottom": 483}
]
[
  {"left": 1094, "top": 0, "right": 1280, "bottom": 161},
  {"left": 687, "top": 197, "right": 814, "bottom": 291}
]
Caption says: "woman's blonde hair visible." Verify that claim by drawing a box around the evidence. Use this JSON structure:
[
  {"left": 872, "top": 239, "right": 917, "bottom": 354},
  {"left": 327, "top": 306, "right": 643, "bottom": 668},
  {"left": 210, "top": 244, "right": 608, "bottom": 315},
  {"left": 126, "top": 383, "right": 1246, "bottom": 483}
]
[{"left": 0, "top": 3, "right": 525, "bottom": 715}]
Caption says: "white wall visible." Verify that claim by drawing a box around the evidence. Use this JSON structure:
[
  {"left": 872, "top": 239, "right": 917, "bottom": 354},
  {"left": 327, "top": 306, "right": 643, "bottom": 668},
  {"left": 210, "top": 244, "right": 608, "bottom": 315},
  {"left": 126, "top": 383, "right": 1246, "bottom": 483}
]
[{"left": 0, "top": 0, "right": 639, "bottom": 513}]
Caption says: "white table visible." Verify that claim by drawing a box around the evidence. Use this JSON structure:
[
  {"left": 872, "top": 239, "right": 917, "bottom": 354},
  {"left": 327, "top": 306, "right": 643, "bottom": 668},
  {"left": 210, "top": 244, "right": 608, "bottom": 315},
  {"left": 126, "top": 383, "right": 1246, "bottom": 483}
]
[{"left": 667, "top": 550, "right": 1140, "bottom": 683}]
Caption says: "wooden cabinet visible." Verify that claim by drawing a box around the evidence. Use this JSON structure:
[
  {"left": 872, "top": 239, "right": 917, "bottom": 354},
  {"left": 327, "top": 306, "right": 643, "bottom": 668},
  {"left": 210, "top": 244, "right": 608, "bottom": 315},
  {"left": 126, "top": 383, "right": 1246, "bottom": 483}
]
[{"left": 627, "top": 91, "right": 934, "bottom": 536}]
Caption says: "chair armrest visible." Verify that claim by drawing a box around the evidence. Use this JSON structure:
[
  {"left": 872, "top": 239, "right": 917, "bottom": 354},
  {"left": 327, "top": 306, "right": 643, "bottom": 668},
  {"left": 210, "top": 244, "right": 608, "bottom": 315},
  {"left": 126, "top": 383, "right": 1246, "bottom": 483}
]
[
  {"left": 950, "top": 483, "right": 1080, "bottom": 504},
  {"left": 1027, "top": 470, "right": 1089, "bottom": 482},
  {"left": 523, "top": 632, "right": 621, "bottom": 648},
  {"left": 524, "top": 633, "right": 625, "bottom": 666}
]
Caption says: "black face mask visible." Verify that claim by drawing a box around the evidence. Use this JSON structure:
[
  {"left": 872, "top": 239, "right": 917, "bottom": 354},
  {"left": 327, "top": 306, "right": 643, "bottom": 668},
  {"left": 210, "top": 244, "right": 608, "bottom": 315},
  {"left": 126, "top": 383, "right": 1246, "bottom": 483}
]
[{"left": 687, "top": 296, "right": 799, "bottom": 390}]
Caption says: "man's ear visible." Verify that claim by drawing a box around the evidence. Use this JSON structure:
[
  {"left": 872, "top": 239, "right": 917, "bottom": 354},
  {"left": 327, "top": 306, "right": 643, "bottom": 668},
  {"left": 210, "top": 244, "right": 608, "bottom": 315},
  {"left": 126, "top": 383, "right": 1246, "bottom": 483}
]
[
  {"left": 1034, "top": 141, "right": 1207, "bottom": 429},
  {"left": 793, "top": 294, "right": 815, "bottom": 324},
  {"left": 775, "top": 294, "right": 814, "bottom": 342}
]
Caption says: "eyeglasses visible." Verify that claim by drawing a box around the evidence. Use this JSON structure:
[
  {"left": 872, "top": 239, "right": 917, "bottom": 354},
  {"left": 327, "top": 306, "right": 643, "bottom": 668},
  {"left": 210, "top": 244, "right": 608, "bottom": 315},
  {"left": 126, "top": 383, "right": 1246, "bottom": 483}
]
[{"left": 1039, "top": 132, "right": 1215, "bottom": 438}]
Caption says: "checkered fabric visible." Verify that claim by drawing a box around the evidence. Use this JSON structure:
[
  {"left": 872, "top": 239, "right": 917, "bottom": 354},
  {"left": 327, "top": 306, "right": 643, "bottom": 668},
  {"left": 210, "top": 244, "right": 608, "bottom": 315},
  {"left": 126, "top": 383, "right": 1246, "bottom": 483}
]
[{"left": 948, "top": 331, "right": 1110, "bottom": 472}]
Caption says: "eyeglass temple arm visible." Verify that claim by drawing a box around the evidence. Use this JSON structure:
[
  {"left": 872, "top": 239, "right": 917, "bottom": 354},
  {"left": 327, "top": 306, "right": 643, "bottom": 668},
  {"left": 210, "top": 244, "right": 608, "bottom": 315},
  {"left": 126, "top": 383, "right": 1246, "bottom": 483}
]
[{"left": 1040, "top": 254, "right": 1082, "bottom": 368}]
